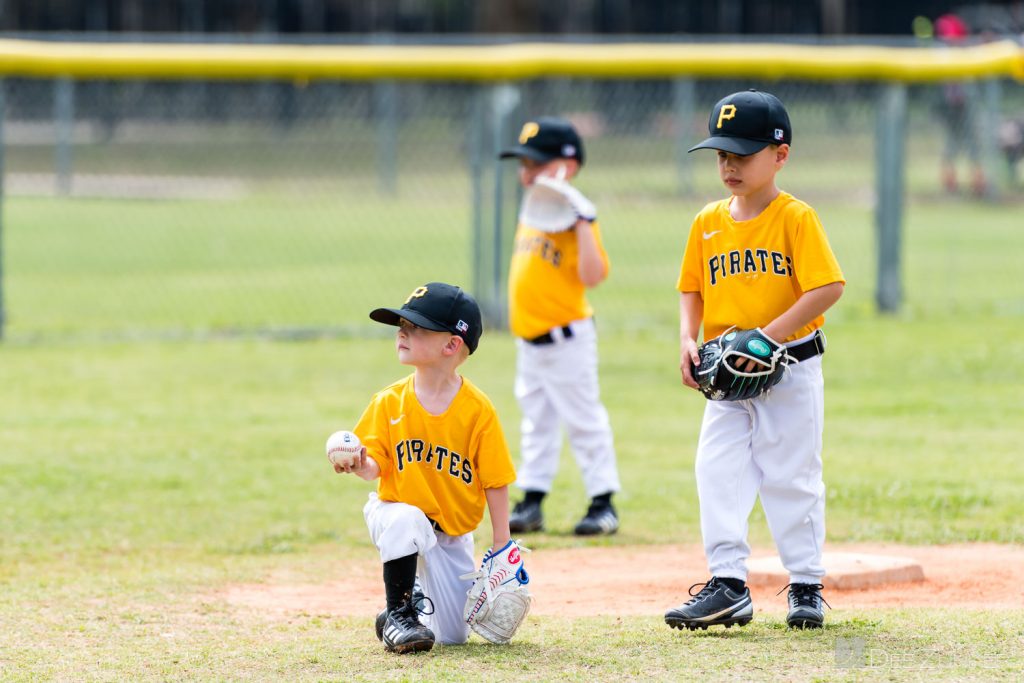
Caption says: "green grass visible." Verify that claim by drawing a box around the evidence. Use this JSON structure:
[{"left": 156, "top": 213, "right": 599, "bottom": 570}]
[
  {"left": 3, "top": 607, "right": 1021, "bottom": 681},
  {"left": 6, "top": 182, "right": 1023, "bottom": 339},
  {"left": 3, "top": 123, "right": 1024, "bottom": 678},
  {"left": 2, "top": 317, "right": 1021, "bottom": 569},
  {"left": 1, "top": 312, "right": 1023, "bottom": 678}
]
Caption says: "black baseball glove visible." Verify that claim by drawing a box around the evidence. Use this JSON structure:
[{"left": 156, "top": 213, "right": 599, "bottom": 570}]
[{"left": 691, "top": 328, "right": 793, "bottom": 401}]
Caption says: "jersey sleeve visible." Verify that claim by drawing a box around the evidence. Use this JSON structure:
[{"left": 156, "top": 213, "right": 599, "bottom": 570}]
[
  {"left": 792, "top": 206, "right": 845, "bottom": 291},
  {"left": 676, "top": 214, "right": 705, "bottom": 293},
  {"left": 471, "top": 403, "right": 516, "bottom": 490},
  {"left": 353, "top": 394, "right": 393, "bottom": 478}
]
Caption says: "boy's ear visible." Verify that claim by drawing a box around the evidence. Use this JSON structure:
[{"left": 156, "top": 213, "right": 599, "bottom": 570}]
[
  {"left": 443, "top": 334, "right": 465, "bottom": 357},
  {"left": 775, "top": 144, "right": 790, "bottom": 164}
]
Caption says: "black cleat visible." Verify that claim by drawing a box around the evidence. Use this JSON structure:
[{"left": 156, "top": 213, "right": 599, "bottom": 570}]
[
  {"left": 783, "top": 582, "right": 829, "bottom": 629},
  {"left": 509, "top": 499, "right": 544, "bottom": 533},
  {"left": 573, "top": 502, "right": 619, "bottom": 536},
  {"left": 381, "top": 602, "right": 435, "bottom": 654},
  {"left": 665, "top": 577, "right": 753, "bottom": 630},
  {"left": 376, "top": 580, "right": 428, "bottom": 641}
]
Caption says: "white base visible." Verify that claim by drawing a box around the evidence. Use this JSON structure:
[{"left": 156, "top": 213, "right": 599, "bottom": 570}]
[{"left": 747, "top": 552, "right": 925, "bottom": 590}]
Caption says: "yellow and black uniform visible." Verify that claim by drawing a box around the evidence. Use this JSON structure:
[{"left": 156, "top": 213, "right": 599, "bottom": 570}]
[
  {"left": 666, "top": 90, "right": 843, "bottom": 628},
  {"left": 500, "top": 116, "right": 621, "bottom": 534},
  {"left": 677, "top": 192, "right": 845, "bottom": 341},
  {"left": 356, "top": 374, "right": 516, "bottom": 536},
  {"left": 508, "top": 221, "right": 611, "bottom": 340}
]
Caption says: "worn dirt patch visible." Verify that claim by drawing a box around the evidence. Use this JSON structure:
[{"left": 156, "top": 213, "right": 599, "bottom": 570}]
[{"left": 218, "top": 543, "right": 1024, "bottom": 619}]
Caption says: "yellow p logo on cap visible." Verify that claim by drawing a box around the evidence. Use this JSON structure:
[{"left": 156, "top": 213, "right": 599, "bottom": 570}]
[
  {"left": 716, "top": 104, "right": 737, "bottom": 129},
  {"left": 519, "top": 122, "right": 540, "bottom": 144},
  {"left": 404, "top": 286, "right": 428, "bottom": 304}
]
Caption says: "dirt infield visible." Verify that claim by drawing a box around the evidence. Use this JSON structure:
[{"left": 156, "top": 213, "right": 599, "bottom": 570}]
[{"left": 219, "top": 543, "right": 1024, "bottom": 619}]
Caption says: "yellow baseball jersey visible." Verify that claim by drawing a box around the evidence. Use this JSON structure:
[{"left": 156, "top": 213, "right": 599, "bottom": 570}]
[
  {"left": 354, "top": 374, "right": 516, "bottom": 536},
  {"left": 677, "top": 192, "right": 845, "bottom": 342},
  {"left": 508, "top": 221, "right": 610, "bottom": 339}
]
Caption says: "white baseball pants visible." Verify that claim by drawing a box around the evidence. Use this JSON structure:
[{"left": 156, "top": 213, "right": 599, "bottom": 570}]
[
  {"left": 695, "top": 349, "right": 826, "bottom": 585},
  {"left": 514, "top": 318, "right": 620, "bottom": 498},
  {"left": 363, "top": 493, "right": 475, "bottom": 645}
]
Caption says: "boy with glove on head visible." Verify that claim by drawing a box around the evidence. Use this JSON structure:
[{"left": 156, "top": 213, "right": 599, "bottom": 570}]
[{"left": 499, "top": 117, "right": 622, "bottom": 537}]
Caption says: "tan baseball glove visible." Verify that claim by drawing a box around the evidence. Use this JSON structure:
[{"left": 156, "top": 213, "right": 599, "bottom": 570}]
[{"left": 461, "top": 540, "right": 532, "bottom": 644}]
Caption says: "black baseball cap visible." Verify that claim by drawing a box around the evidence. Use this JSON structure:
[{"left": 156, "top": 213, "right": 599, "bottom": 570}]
[
  {"left": 689, "top": 90, "right": 792, "bottom": 156},
  {"left": 500, "top": 117, "right": 585, "bottom": 166},
  {"left": 370, "top": 282, "right": 483, "bottom": 354}
]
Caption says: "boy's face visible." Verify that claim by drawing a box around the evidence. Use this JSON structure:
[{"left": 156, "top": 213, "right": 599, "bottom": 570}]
[
  {"left": 716, "top": 144, "right": 789, "bottom": 197},
  {"left": 395, "top": 318, "right": 461, "bottom": 366},
  {"left": 517, "top": 157, "right": 580, "bottom": 187}
]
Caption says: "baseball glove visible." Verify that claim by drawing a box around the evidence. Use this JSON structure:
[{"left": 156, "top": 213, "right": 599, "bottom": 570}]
[
  {"left": 692, "top": 328, "right": 794, "bottom": 401},
  {"left": 460, "top": 539, "right": 532, "bottom": 644},
  {"left": 519, "top": 175, "right": 596, "bottom": 233}
]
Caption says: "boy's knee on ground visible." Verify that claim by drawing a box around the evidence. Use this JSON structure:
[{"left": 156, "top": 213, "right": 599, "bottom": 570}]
[{"left": 434, "top": 628, "right": 470, "bottom": 646}]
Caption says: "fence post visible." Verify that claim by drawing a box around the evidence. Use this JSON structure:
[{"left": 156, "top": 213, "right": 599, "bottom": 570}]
[
  {"left": 875, "top": 83, "right": 906, "bottom": 313},
  {"left": 673, "top": 78, "right": 696, "bottom": 195},
  {"left": 979, "top": 78, "right": 1002, "bottom": 199},
  {"left": 55, "top": 78, "right": 75, "bottom": 196},
  {"left": 375, "top": 79, "right": 398, "bottom": 195},
  {"left": 469, "top": 87, "right": 486, "bottom": 302},
  {"left": 484, "top": 83, "right": 520, "bottom": 331}
]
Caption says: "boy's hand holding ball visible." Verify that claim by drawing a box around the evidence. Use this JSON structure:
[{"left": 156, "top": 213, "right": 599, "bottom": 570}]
[{"left": 326, "top": 430, "right": 364, "bottom": 473}]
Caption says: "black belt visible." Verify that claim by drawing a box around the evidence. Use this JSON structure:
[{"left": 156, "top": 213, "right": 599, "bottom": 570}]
[
  {"left": 525, "top": 325, "right": 574, "bottom": 345},
  {"left": 429, "top": 518, "right": 448, "bottom": 535},
  {"left": 786, "top": 329, "right": 826, "bottom": 363}
]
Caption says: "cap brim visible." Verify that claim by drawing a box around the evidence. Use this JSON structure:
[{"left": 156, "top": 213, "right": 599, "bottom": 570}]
[
  {"left": 369, "top": 307, "right": 450, "bottom": 332},
  {"left": 687, "top": 136, "right": 770, "bottom": 156},
  {"left": 499, "top": 145, "right": 556, "bottom": 163}
]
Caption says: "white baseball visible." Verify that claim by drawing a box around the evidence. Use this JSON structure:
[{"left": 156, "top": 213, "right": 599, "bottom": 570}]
[{"left": 326, "top": 430, "right": 361, "bottom": 469}]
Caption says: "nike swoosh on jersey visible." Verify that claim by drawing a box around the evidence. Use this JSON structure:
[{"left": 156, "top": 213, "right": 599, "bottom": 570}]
[
  {"left": 390, "top": 415, "right": 405, "bottom": 425},
  {"left": 703, "top": 230, "right": 722, "bottom": 239}
]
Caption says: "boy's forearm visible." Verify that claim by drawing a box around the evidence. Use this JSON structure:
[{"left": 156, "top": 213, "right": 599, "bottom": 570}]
[
  {"left": 575, "top": 220, "right": 608, "bottom": 287},
  {"left": 354, "top": 456, "right": 382, "bottom": 481},
  {"left": 679, "top": 292, "right": 704, "bottom": 342},
  {"left": 485, "top": 486, "right": 511, "bottom": 548},
  {"left": 762, "top": 282, "right": 844, "bottom": 342}
]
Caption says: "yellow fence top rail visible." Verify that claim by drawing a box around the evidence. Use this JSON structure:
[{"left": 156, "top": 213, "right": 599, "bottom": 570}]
[{"left": 0, "top": 38, "right": 1022, "bottom": 82}]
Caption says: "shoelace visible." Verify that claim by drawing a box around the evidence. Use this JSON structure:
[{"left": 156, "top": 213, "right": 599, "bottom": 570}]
[
  {"left": 685, "top": 579, "right": 721, "bottom": 604},
  {"left": 776, "top": 583, "right": 832, "bottom": 609},
  {"left": 411, "top": 595, "right": 434, "bottom": 617},
  {"left": 412, "top": 595, "right": 435, "bottom": 617},
  {"left": 392, "top": 596, "right": 436, "bottom": 630},
  {"left": 410, "top": 580, "right": 430, "bottom": 613}
]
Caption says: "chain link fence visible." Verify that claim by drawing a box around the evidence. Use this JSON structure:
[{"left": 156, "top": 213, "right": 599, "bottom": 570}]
[{"left": 2, "top": 45, "right": 1022, "bottom": 342}]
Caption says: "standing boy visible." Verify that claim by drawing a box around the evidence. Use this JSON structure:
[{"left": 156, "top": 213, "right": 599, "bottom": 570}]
[
  {"left": 665, "top": 90, "right": 844, "bottom": 630},
  {"left": 333, "top": 282, "right": 526, "bottom": 653},
  {"left": 499, "top": 117, "right": 621, "bottom": 536}
]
